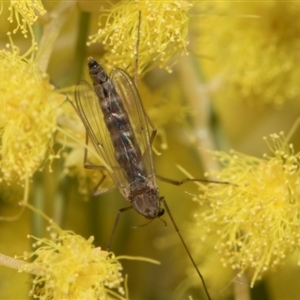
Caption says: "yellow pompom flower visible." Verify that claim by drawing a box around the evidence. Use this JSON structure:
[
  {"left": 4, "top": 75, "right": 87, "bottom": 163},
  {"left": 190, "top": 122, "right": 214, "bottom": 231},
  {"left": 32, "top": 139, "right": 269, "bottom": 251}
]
[
  {"left": 194, "top": 1, "right": 300, "bottom": 107},
  {"left": 191, "top": 131, "right": 300, "bottom": 287},
  {"left": 88, "top": 0, "right": 191, "bottom": 75},
  {"left": 0, "top": 46, "right": 58, "bottom": 184},
  {"left": 19, "top": 225, "right": 128, "bottom": 300},
  {"left": 6, "top": 0, "right": 46, "bottom": 39}
]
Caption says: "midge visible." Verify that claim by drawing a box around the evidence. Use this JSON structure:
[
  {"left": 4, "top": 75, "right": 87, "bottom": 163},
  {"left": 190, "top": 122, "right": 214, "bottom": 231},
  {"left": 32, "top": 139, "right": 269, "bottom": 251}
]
[
  {"left": 73, "top": 11, "right": 211, "bottom": 300},
  {"left": 74, "top": 57, "right": 212, "bottom": 300}
]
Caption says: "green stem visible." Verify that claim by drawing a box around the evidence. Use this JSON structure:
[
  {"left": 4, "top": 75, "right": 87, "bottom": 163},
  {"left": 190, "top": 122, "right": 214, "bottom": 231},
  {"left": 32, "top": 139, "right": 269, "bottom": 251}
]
[
  {"left": 73, "top": 11, "right": 91, "bottom": 83},
  {"left": 52, "top": 175, "right": 68, "bottom": 226},
  {"left": 31, "top": 173, "right": 45, "bottom": 239},
  {"left": 0, "top": 253, "right": 41, "bottom": 275},
  {"left": 177, "top": 55, "right": 221, "bottom": 173}
]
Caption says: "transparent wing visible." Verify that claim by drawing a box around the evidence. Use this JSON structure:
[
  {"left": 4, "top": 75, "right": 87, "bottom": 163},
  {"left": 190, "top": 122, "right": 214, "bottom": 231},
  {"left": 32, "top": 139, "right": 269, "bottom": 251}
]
[
  {"left": 111, "top": 68, "right": 156, "bottom": 181},
  {"left": 75, "top": 80, "right": 129, "bottom": 189}
]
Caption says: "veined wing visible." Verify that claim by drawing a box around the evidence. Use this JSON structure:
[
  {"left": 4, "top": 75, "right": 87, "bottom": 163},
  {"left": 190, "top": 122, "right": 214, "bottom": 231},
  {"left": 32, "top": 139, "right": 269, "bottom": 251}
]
[
  {"left": 74, "top": 80, "right": 129, "bottom": 189},
  {"left": 111, "top": 68, "right": 156, "bottom": 182}
]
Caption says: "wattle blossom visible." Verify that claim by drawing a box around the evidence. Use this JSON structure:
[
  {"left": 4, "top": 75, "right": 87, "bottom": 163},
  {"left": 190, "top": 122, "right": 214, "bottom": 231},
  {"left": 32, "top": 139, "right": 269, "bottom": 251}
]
[
  {"left": 0, "top": 46, "right": 59, "bottom": 184},
  {"left": 88, "top": 0, "right": 191, "bottom": 75},
  {"left": 21, "top": 225, "right": 127, "bottom": 300},
  {"left": 189, "top": 131, "right": 300, "bottom": 287}
]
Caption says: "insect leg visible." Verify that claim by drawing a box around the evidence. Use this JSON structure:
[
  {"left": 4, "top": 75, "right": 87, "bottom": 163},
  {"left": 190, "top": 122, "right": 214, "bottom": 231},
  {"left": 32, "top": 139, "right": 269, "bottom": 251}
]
[
  {"left": 156, "top": 175, "right": 230, "bottom": 186},
  {"left": 133, "top": 11, "right": 158, "bottom": 147},
  {"left": 106, "top": 206, "right": 133, "bottom": 250},
  {"left": 145, "top": 111, "right": 158, "bottom": 147},
  {"left": 82, "top": 131, "right": 117, "bottom": 196},
  {"left": 132, "top": 11, "right": 161, "bottom": 152},
  {"left": 160, "top": 197, "right": 212, "bottom": 300}
]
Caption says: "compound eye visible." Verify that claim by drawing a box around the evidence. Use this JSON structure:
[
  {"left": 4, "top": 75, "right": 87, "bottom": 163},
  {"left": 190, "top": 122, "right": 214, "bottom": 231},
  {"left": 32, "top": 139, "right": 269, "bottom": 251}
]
[
  {"left": 158, "top": 208, "right": 165, "bottom": 217},
  {"left": 87, "top": 57, "right": 98, "bottom": 70}
]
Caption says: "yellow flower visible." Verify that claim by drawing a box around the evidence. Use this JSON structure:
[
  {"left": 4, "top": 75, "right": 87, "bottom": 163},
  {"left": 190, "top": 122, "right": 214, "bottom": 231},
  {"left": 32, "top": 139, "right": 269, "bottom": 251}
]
[
  {"left": 20, "top": 225, "right": 127, "bottom": 300},
  {"left": 194, "top": 1, "right": 300, "bottom": 107},
  {"left": 88, "top": 0, "right": 191, "bottom": 75},
  {"left": 6, "top": 0, "right": 46, "bottom": 38},
  {"left": 0, "top": 46, "right": 58, "bottom": 184},
  {"left": 191, "top": 131, "right": 300, "bottom": 287}
]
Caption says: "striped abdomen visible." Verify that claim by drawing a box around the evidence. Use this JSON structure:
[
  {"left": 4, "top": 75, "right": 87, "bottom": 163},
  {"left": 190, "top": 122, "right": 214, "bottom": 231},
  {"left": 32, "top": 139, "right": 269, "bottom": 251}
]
[{"left": 88, "top": 59, "right": 146, "bottom": 182}]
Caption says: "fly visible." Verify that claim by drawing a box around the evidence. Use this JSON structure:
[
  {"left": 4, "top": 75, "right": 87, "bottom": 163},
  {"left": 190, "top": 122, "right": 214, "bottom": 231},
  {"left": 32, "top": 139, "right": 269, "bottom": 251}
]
[
  {"left": 73, "top": 10, "right": 213, "bottom": 300},
  {"left": 76, "top": 57, "right": 164, "bottom": 219},
  {"left": 74, "top": 58, "right": 212, "bottom": 300}
]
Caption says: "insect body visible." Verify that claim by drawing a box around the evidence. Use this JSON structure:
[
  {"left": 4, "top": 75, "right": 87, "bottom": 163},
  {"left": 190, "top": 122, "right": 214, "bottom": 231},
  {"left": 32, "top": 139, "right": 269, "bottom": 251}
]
[
  {"left": 76, "top": 58, "right": 164, "bottom": 219},
  {"left": 75, "top": 57, "right": 211, "bottom": 300}
]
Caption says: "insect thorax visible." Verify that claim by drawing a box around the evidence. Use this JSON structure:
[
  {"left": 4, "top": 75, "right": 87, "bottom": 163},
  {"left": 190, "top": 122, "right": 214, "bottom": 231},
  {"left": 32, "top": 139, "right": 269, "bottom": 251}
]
[{"left": 129, "top": 180, "right": 163, "bottom": 219}]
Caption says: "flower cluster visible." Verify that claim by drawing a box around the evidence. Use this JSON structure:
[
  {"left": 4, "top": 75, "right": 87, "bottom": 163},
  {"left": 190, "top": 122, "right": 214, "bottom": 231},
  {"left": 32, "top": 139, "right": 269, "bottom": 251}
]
[
  {"left": 7, "top": 0, "right": 46, "bottom": 38},
  {"left": 194, "top": 1, "right": 300, "bottom": 107},
  {"left": 88, "top": 0, "right": 191, "bottom": 75},
  {"left": 0, "top": 47, "right": 57, "bottom": 184},
  {"left": 191, "top": 132, "right": 300, "bottom": 286},
  {"left": 22, "top": 225, "right": 127, "bottom": 300}
]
